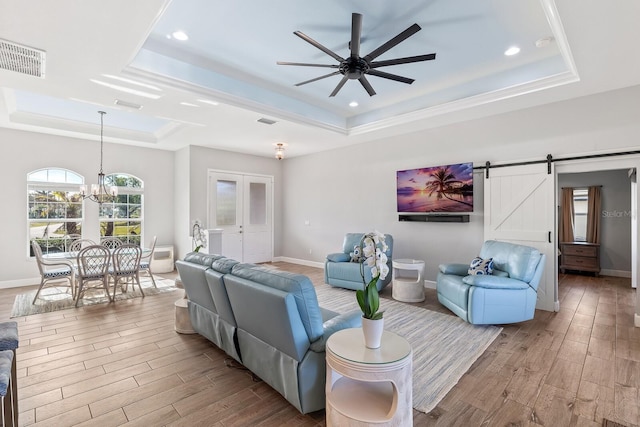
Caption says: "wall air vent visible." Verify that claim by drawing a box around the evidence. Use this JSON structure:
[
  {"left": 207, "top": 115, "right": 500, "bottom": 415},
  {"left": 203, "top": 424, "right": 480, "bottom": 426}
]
[
  {"left": 0, "top": 39, "right": 46, "bottom": 78},
  {"left": 114, "top": 99, "right": 143, "bottom": 110},
  {"left": 257, "top": 117, "right": 277, "bottom": 125}
]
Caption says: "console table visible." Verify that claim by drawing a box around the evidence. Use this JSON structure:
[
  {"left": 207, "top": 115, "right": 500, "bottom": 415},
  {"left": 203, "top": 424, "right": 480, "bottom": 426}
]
[
  {"left": 392, "top": 259, "right": 425, "bottom": 302},
  {"left": 326, "top": 328, "right": 412, "bottom": 426}
]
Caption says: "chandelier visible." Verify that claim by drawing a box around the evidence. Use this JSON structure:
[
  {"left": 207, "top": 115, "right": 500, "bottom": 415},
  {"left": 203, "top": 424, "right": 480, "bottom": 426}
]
[
  {"left": 275, "top": 142, "right": 285, "bottom": 160},
  {"left": 80, "top": 111, "right": 118, "bottom": 204}
]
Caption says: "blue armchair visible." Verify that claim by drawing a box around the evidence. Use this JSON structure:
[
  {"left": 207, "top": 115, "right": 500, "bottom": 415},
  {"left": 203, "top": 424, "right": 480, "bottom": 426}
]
[
  {"left": 436, "top": 240, "right": 546, "bottom": 325},
  {"left": 324, "top": 233, "right": 393, "bottom": 291}
]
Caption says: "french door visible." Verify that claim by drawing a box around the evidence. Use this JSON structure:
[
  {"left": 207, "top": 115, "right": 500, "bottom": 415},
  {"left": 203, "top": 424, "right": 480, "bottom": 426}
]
[
  {"left": 484, "top": 163, "right": 557, "bottom": 311},
  {"left": 208, "top": 171, "right": 273, "bottom": 263}
]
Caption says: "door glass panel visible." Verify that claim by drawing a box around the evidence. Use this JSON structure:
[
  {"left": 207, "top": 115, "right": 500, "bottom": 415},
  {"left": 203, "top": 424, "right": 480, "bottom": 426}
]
[
  {"left": 216, "top": 180, "right": 237, "bottom": 226},
  {"left": 249, "top": 182, "right": 266, "bottom": 225}
]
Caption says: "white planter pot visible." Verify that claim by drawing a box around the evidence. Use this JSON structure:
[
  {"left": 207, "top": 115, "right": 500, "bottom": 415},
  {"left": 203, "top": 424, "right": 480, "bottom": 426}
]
[{"left": 362, "top": 317, "right": 384, "bottom": 349}]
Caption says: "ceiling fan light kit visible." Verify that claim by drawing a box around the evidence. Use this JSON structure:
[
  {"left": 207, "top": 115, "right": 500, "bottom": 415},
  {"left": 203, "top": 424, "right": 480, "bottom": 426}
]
[{"left": 278, "top": 12, "right": 436, "bottom": 97}]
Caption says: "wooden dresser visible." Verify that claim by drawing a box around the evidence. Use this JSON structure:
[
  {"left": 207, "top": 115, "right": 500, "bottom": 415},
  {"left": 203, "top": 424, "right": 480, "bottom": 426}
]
[{"left": 560, "top": 242, "right": 600, "bottom": 275}]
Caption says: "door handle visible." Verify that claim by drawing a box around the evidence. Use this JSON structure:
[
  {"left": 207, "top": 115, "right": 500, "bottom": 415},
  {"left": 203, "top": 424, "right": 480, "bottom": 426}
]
[{"left": 548, "top": 231, "right": 551, "bottom": 243}]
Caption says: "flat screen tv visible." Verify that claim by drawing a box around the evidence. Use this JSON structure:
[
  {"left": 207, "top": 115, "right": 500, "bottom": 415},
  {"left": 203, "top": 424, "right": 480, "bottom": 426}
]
[{"left": 396, "top": 162, "right": 474, "bottom": 213}]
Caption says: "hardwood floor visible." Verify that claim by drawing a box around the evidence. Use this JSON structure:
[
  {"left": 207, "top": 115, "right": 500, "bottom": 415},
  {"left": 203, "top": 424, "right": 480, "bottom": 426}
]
[{"left": 1, "top": 265, "right": 638, "bottom": 426}]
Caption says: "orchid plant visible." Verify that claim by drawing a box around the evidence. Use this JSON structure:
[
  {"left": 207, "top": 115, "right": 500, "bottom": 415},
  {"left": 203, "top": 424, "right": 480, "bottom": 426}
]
[
  {"left": 356, "top": 231, "right": 389, "bottom": 320},
  {"left": 192, "top": 220, "right": 207, "bottom": 252}
]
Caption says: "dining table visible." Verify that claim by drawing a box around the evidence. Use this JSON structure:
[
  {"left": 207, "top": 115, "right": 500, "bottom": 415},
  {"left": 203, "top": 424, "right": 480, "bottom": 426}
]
[{"left": 43, "top": 247, "right": 152, "bottom": 261}]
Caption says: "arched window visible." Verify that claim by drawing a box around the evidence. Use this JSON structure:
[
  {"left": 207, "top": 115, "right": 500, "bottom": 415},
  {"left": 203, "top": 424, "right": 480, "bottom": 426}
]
[
  {"left": 100, "top": 173, "right": 143, "bottom": 246},
  {"left": 27, "top": 168, "right": 84, "bottom": 255}
]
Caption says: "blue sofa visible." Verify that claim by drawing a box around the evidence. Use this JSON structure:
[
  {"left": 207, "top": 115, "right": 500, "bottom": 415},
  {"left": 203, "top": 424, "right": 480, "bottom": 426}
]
[
  {"left": 324, "top": 233, "right": 394, "bottom": 291},
  {"left": 176, "top": 253, "right": 362, "bottom": 414},
  {"left": 436, "top": 240, "right": 546, "bottom": 325}
]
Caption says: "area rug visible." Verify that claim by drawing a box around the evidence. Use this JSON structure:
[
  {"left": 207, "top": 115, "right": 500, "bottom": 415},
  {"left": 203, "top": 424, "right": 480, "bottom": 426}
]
[
  {"left": 314, "top": 285, "right": 502, "bottom": 414},
  {"left": 11, "top": 276, "right": 179, "bottom": 318}
]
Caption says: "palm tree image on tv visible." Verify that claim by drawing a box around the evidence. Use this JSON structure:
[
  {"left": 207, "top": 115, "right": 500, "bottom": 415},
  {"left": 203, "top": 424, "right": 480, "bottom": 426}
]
[{"left": 396, "top": 162, "right": 473, "bottom": 213}]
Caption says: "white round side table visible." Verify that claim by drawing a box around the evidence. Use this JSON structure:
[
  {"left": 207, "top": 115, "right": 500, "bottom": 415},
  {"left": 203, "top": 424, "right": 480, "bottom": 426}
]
[
  {"left": 174, "top": 277, "right": 195, "bottom": 334},
  {"left": 392, "top": 259, "right": 425, "bottom": 302},
  {"left": 326, "top": 328, "right": 412, "bottom": 426}
]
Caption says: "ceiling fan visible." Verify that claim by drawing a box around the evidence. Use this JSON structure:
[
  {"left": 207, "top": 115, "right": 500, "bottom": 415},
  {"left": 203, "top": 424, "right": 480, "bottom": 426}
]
[{"left": 277, "top": 12, "right": 436, "bottom": 97}]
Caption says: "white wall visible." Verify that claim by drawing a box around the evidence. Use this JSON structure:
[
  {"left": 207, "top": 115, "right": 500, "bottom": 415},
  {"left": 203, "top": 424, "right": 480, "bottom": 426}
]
[
  {"left": 281, "top": 85, "right": 640, "bottom": 284},
  {"left": 0, "top": 128, "right": 174, "bottom": 287}
]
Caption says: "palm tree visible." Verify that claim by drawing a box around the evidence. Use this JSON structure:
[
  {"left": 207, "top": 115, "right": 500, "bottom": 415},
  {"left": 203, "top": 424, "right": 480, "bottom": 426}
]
[{"left": 424, "top": 166, "right": 473, "bottom": 208}]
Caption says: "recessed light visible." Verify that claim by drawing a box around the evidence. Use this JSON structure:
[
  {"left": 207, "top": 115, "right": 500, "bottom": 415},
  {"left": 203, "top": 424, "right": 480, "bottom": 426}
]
[
  {"left": 504, "top": 46, "right": 520, "bottom": 56},
  {"left": 171, "top": 31, "right": 189, "bottom": 41},
  {"left": 180, "top": 102, "right": 198, "bottom": 107},
  {"left": 349, "top": 101, "right": 359, "bottom": 107}
]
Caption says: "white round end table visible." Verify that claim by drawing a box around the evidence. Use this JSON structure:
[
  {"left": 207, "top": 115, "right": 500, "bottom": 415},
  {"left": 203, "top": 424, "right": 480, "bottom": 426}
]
[
  {"left": 392, "top": 259, "right": 425, "bottom": 303},
  {"left": 326, "top": 328, "right": 412, "bottom": 426},
  {"left": 174, "top": 277, "right": 195, "bottom": 334}
]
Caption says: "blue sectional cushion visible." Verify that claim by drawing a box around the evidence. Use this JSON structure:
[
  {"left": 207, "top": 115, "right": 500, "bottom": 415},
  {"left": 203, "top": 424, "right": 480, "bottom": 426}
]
[
  {"left": 183, "top": 252, "right": 225, "bottom": 268},
  {"left": 468, "top": 257, "right": 494, "bottom": 275},
  {"left": 230, "top": 264, "right": 324, "bottom": 342},
  {"left": 211, "top": 258, "right": 239, "bottom": 274}
]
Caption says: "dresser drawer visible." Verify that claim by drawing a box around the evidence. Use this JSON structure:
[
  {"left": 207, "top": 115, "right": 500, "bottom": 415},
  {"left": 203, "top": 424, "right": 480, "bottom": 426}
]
[
  {"left": 563, "top": 255, "right": 599, "bottom": 270},
  {"left": 562, "top": 244, "right": 598, "bottom": 257}
]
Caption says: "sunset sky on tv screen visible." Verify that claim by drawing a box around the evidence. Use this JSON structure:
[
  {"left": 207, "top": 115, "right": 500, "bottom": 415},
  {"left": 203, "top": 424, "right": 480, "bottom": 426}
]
[{"left": 396, "top": 162, "right": 474, "bottom": 213}]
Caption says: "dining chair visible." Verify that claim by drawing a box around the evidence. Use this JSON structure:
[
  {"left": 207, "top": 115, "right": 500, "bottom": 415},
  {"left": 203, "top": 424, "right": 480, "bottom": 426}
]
[
  {"left": 111, "top": 245, "right": 143, "bottom": 300},
  {"left": 138, "top": 236, "right": 157, "bottom": 288},
  {"left": 64, "top": 234, "right": 82, "bottom": 251},
  {"left": 100, "top": 237, "right": 123, "bottom": 250},
  {"left": 69, "top": 239, "right": 96, "bottom": 252},
  {"left": 75, "top": 245, "right": 111, "bottom": 307},
  {"left": 31, "top": 241, "right": 75, "bottom": 304}
]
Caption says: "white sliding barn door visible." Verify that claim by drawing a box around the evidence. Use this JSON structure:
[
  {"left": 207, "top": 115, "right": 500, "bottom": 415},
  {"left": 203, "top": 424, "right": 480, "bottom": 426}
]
[
  {"left": 484, "top": 163, "right": 557, "bottom": 312},
  {"left": 208, "top": 171, "right": 273, "bottom": 263}
]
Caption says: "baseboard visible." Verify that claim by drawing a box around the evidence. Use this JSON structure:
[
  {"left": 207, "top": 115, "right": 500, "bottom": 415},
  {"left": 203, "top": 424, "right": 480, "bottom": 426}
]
[
  {"left": 424, "top": 279, "right": 436, "bottom": 290},
  {"left": 600, "top": 269, "right": 632, "bottom": 278},
  {"left": 273, "top": 256, "right": 325, "bottom": 269},
  {"left": 0, "top": 277, "right": 38, "bottom": 289}
]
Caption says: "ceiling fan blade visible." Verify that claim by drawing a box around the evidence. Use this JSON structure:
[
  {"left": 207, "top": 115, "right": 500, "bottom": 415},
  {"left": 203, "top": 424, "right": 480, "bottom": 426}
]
[
  {"left": 363, "top": 23, "right": 421, "bottom": 62},
  {"left": 370, "top": 53, "right": 436, "bottom": 68},
  {"left": 294, "top": 31, "right": 344, "bottom": 62},
  {"left": 350, "top": 13, "right": 362, "bottom": 58},
  {"left": 367, "top": 69, "right": 414, "bottom": 84},
  {"left": 329, "top": 75, "right": 350, "bottom": 97},
  {"left": 295, "top": 71, "right": 342, "bottom": 87},
  {"left": 358, "top": 75, "right": 376, "bottom": 96},
  {"left": 277, "top": 61, "right": 339, "bottom": 68}
]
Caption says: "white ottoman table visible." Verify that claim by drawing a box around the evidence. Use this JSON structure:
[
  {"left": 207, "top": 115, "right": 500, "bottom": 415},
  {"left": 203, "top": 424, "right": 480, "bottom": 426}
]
[
  {"left": 174, "top": 277, "right": 195, "bottom": 334},
  {"left": 392, "top": 259, "right": 425, "bottom": 303}
]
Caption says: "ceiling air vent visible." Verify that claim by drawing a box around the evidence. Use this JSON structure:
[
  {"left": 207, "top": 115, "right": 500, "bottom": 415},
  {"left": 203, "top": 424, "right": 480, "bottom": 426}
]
[
  {"left": 257, "top": 117, "right": 277, "bottom": 125},
  {"left": 114, "top": 99, "right": 143, "bottom": 110},
  {"left": 0, "top": 39, "right": 46, "bottom": 78}
]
